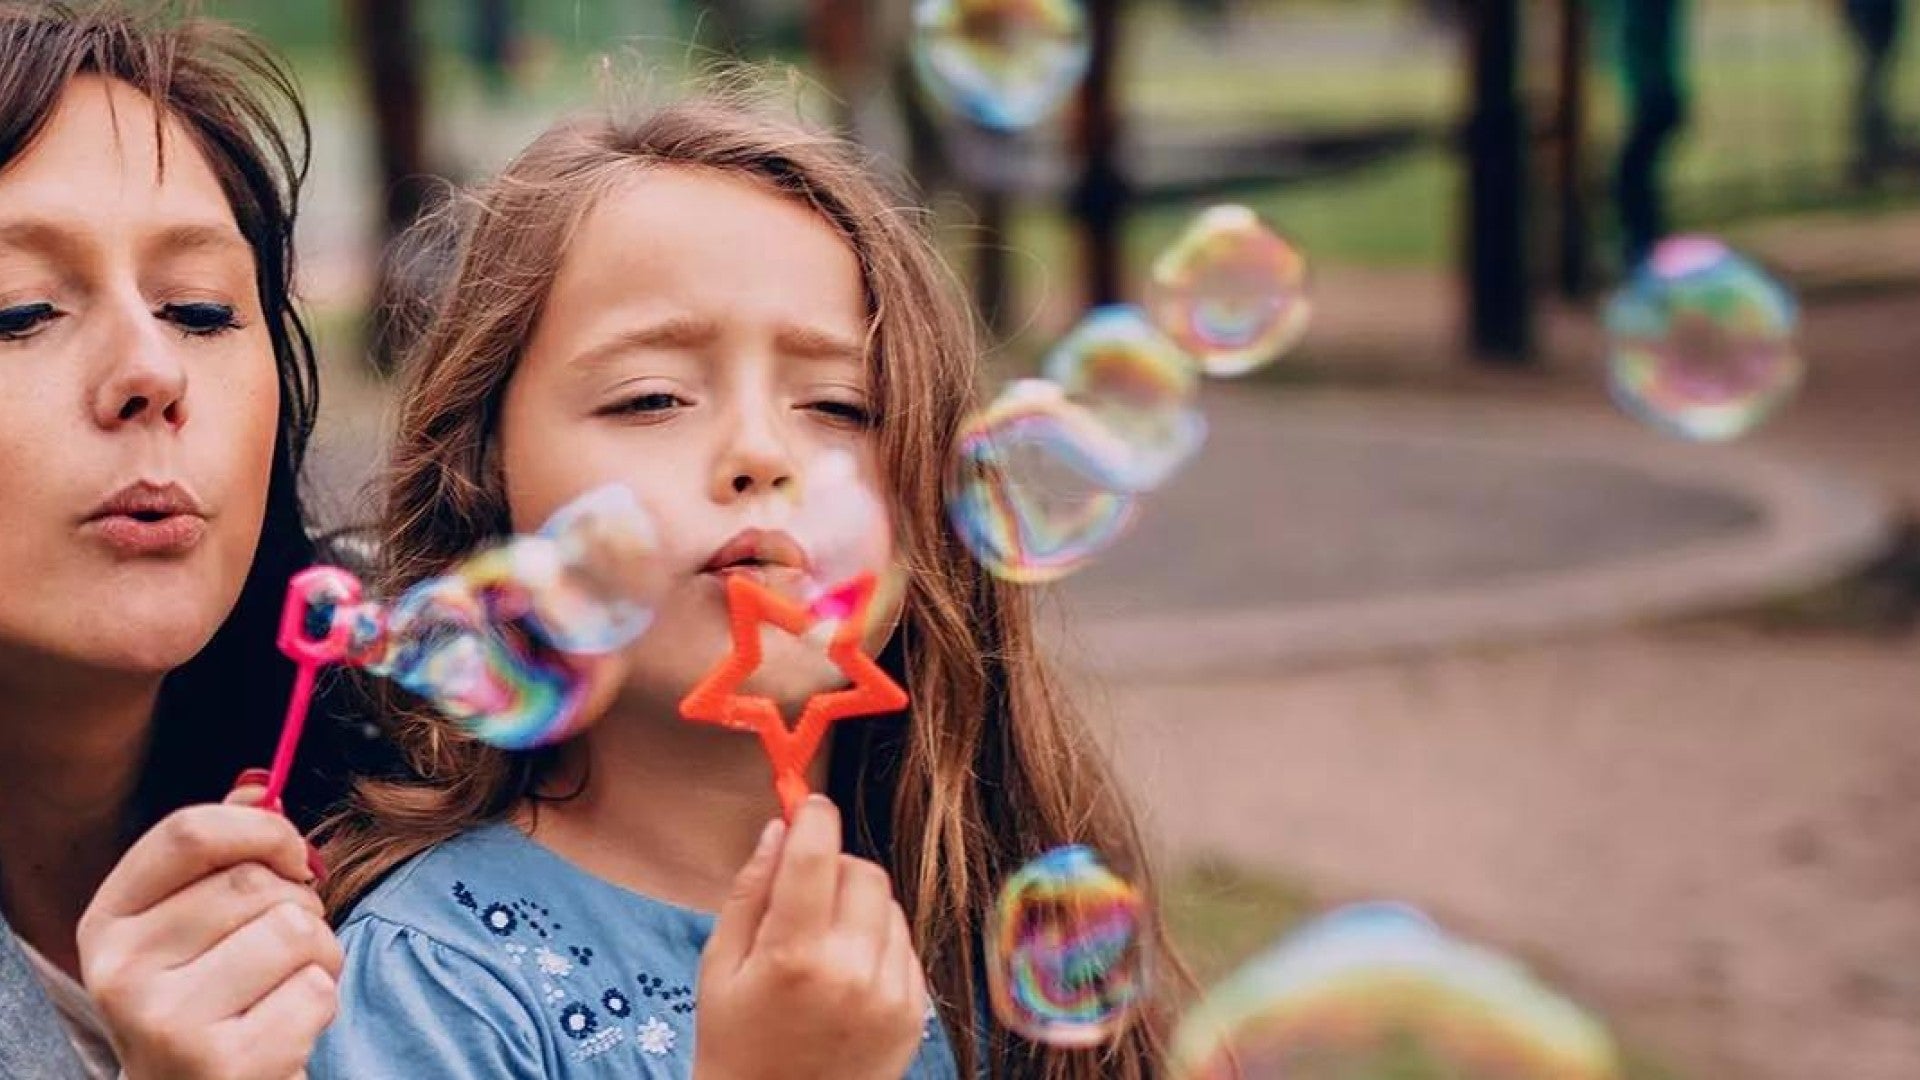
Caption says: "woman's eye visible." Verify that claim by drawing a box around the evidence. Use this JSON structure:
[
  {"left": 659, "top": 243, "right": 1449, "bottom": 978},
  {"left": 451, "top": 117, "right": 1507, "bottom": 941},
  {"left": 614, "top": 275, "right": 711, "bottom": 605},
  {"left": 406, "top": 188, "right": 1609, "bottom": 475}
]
[
  {"left": 808, "top": 399, "right": 876, "bottom": 428},
  {"left": 159, "top": 302, "right": 241, "bottom": 337},
  {"left": 0, "top": 302, "right": 61, "bottom": 341}
]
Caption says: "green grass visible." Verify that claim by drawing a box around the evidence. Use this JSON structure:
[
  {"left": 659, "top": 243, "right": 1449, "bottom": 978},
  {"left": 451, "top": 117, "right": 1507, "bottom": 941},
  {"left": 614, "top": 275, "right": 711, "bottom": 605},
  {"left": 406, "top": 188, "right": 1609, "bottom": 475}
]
[{"left": 1160, "top": 859, "right": 1684, "bottom": 1080}]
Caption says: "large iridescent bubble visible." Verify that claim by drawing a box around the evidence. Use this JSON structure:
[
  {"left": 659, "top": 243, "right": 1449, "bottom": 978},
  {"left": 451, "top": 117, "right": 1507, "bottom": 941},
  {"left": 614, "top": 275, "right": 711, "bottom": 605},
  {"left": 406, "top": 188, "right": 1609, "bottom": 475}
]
[
  {"left": 946, "top": 379, "right": 1139, "bottom": 582},
  {"left": 1043, "top": 305, "right": 1207, "bottom": 492},
  {"left": 1146, "top": 204, "right": 1311, "bottom": 377},
  {"left": 1605, "top": 235, "right": 1802, "bottom": 443},
  {"left": 988, "top": 846, "right": 1146, "bottom": 1047},
  {"left": 338, "top": 485, "right": 662, "bottom": 750},
  {"left": 1168, "top": 903, "right": 1622, "bottom": 1079},
  {"left": 911, "top": 0, "right": 1092, "bottom": 132}
]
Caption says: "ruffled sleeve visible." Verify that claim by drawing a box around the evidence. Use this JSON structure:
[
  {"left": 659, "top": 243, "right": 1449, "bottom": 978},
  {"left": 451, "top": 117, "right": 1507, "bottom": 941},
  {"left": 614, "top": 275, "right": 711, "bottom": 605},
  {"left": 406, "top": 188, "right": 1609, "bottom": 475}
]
[{"left": 311, "top": 914, "right": 547, "bottom": 1079}]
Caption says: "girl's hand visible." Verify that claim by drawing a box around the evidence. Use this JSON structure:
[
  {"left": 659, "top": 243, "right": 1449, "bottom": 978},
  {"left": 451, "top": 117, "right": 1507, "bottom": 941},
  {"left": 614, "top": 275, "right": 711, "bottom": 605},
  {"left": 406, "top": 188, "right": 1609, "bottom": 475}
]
[
  {"left": 76, "top": 774, "right": 340, "bottom": 1080},
  {"left": 695, "top": 796, "right": 928, "bottom": 1080}
]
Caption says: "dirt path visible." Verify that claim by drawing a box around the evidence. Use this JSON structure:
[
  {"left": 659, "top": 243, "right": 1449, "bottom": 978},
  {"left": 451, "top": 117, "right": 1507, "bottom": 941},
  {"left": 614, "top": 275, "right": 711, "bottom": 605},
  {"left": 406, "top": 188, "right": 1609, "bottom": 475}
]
[{"left": 1100, "top": 622, "right": 1920, "bottom": 1079}]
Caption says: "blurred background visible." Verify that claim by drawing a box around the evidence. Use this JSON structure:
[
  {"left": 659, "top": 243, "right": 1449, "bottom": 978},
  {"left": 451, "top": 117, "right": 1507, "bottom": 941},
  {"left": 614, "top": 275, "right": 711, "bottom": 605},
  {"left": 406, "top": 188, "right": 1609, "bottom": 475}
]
[{"left": 206, "top": 1, "right": 1919, "bottom": 1076}]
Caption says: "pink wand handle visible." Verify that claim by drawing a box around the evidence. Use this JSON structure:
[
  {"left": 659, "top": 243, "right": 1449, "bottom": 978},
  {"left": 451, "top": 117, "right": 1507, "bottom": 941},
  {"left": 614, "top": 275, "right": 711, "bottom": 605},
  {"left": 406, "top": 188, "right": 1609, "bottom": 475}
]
[{"left": 264, "top": 567, "right": 364, "bottom": 810}]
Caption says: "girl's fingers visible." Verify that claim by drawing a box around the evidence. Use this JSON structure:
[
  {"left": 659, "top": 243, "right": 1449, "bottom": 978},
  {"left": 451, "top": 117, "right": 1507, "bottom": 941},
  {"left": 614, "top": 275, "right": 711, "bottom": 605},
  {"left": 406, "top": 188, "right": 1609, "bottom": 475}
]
[
  {"left": 881, "top": 902, "right": 923, "bottom": 1004},
  {"left": 757, "top": 795, "right": 842, "bottom": 950},
  {"left": 702, "top": 818, "right": 786, "bottom": 977},
  {"left": 214, "top": 964, "right": 339, "bottom": 1078},
  {"left": 169, "top": 900, "right": 341, "bottom": 1019},
  {"left": 112, "top": 862, "right": 324, "bottom": 972},
  {"left": 85, "top": 804, "right": 309, "bottom": 921},
  {"left": 832, "top": 855, "right": 895, "bottom": 951}
]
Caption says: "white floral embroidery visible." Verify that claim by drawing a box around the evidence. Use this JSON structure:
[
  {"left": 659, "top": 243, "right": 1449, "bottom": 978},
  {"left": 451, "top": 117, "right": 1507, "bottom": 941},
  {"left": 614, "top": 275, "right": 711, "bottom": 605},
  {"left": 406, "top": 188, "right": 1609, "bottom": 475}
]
[
  {"left": 636, "top": 1017, "right": 676, "bottom": 1056},
  {"left": 542, "top": 982, "right": 566, "bottom": 1004},
  {"left": 571, "top": 1025, "right": 625, "bottom": 1063},
  {"left": 535, "top": 946, "right": 573, "bottom": 978},
  {"left": 923, "top": 998, "right": 937, "bottom": 1041}
]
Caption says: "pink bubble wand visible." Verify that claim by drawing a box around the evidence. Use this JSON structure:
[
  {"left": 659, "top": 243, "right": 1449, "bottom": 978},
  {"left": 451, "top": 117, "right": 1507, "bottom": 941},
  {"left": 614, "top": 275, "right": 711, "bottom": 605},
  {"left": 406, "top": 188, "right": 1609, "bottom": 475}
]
[{"left": 262, "top": 567, "right": 366, "bottom": 810}]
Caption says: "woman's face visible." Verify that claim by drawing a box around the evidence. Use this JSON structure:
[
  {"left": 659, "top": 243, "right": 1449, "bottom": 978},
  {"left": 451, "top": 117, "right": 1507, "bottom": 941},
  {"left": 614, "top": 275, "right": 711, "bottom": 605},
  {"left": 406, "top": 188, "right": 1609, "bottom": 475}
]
[
  {"left": 500, "top": 165, "right": 899, "bottom": 716},
  {"left": 0, "top": 76, "right": 278, "bottom": 680}
]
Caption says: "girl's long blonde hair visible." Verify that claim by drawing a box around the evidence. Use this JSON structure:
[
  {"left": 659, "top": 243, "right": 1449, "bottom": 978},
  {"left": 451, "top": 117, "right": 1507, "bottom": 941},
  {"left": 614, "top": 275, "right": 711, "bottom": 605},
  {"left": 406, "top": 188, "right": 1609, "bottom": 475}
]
[{"left": 319, "top": 86, "right": 1179, "bottom": 1078}]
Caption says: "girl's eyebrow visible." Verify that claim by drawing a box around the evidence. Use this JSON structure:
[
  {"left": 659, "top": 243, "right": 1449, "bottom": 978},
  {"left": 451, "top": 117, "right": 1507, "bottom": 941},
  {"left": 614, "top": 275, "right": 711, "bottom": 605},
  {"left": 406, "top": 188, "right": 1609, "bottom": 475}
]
[
  {"left": 775, "top": 324, "right": 863, "bottom": 363},
  {"left": 571, "top": 315, "right": 721, "bottom": 372}
]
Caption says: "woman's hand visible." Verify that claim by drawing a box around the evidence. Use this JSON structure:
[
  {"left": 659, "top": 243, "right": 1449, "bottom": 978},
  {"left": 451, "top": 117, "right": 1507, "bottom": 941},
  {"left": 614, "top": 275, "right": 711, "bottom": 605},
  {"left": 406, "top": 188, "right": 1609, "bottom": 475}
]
[
  {"left": 76, "top": 774, "right": 339, "bottom": 1080},
  {"left": 695, "top": 796, "right": 928, "bottom": 1080}
]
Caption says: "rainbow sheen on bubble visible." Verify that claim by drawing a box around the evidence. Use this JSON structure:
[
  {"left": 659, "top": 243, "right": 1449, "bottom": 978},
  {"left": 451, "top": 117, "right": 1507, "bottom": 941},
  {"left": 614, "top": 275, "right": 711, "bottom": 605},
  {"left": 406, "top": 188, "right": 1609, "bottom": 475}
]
[
  {"left": 1146, "top": 205, "right": 1311, "bottom": 377},
  {"left": 1043, "top": 305, "right": 1207, "bottom": 491},
  {"left": 988, "top": 846, "right": 1146, "bottom": 1047},
  {"left": 911, "top": 0, "right": 1091, "bottom": 132},
  {"left": 947, "top": 379, "right": 1139, "bottom": 582},
  {"left": 1605, "top": 235, "right": 1802, "bottom": 443},
  {"left": 380, "top": 575, "right": 587, "bottom": 751},
  {"left": 1168, "top": 903, "right": 1623, "bottom": 1080},
  {"left": 333, "top": 485, "right": 660, "bottom": 750}
]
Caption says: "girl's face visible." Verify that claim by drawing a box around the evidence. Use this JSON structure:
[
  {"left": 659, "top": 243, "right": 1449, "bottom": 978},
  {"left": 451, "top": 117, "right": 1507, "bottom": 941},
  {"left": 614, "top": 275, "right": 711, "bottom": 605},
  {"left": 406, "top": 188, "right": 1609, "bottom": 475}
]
[
  {"left": 500, "top": 166, "right": 898, "bottom": 714},
  {"left": 0, "top": 77, "right": 278, "bottom": 680}
]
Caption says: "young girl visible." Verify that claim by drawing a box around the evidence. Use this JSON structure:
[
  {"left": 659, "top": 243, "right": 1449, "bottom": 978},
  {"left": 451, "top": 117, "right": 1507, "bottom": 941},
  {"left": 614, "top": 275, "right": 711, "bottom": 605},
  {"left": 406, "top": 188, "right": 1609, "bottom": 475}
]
[{"left": 313, "top": 89, "right": 1176, "bottom": 1079}]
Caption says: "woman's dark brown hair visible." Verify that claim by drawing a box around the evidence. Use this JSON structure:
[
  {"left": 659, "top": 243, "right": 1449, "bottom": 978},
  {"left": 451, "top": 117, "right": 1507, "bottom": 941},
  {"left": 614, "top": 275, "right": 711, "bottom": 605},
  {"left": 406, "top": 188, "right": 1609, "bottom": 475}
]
[
  {"left": 317, "top": 87, "right": 1185, "bottom": 1077},
  {"left": 0, "top": 2, "right": 359, "bottom": 826}
]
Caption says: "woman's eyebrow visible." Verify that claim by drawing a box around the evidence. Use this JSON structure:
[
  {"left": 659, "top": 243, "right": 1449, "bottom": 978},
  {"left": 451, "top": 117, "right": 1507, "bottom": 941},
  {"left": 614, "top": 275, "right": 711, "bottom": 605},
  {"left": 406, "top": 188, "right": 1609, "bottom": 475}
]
[
  {"left": 143, "top": 221, "right": 251, "bottom": 261},
  {"left": 0, "top": 217, "right": 86, "bottom": 260}
]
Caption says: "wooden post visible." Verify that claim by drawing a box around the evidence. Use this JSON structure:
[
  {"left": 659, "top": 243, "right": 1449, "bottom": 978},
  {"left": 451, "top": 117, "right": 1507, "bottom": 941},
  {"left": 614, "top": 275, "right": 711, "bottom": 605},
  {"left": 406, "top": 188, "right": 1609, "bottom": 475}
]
[
  {"left": 807, "top": 0, "right": 867, "bottom": 131},
  {"left": 1464, "top": 0, "right": 1533, "bottom": 363},
  {"left": 1071, "top": 0, "right": 1125, "bottom": 309},
  {"left": 1554, "top": 0, "right": 1591, "bottom": 299},
  {"left": 343, "top": 0, "right": 432, "bottom": 372}
]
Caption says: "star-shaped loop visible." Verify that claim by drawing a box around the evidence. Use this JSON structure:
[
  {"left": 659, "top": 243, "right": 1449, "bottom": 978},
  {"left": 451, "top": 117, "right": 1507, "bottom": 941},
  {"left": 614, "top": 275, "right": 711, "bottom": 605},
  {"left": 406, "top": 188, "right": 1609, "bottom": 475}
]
[{"left": 679, "top": 572, "right": 907, "bottom": 818}]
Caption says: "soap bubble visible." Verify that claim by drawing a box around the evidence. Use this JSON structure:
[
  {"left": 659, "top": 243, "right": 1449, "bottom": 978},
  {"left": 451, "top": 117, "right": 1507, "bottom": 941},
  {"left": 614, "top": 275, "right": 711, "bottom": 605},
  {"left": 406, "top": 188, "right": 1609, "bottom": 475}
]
[
  {"left": 353, "top": 485, "right": 661, "bottom": 750},
  {"left": 1043, "top": 305, "right": 1207, "bottom": 491},
  {"left": 946, "top": 380, "right": 1139, "bottom": 583},
  {"left": 1605, "top": 235, "right": 1802, "bottom": 443},
  {"left": 911, "top": 0, "right": 1092, "bottom": 132},
  {"left": 1168, "top": 903, "right": 1622, "bottom": 1079},
  {"left": 988, "top": 845, "right": 1146, "bottom": 1047},
  {"left": 1146, "top": 204, "right": 1311, "bottom": 377}
]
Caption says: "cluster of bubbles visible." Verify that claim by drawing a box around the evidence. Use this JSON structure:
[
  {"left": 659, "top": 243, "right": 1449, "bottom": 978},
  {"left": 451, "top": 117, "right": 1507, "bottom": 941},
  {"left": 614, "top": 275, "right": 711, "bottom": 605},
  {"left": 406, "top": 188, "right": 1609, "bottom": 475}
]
[
  {"left": 1167, "top": 903, "right": 1622, "bottom": 1080},
  {"left": 1605, "top": 235, "right": 1803, "bottom": 443},
  {"left": 947, "top": 205, "right": 1310, "bottom": 582},
  {"left": 289, "top": 486, "right": 662, "bottom": 750},
  {"left": 987, "top": 845, "right": 1147, "bottom": 1047},
  {"left": 910, "top": 0, "right": 1092, "bottom": 132}
]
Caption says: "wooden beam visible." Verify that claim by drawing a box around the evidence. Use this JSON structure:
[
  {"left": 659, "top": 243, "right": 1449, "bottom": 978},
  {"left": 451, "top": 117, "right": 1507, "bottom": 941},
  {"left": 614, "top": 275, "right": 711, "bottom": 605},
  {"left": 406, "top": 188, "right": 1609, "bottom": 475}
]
[{"left": 1464, "top": 0, "right": 1533, "bottom": 363}]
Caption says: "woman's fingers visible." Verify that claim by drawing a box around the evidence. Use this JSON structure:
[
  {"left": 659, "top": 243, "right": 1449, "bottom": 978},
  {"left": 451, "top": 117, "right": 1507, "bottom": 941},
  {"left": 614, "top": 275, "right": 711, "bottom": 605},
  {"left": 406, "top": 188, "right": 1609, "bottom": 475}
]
[
  {"left": 110, "top": 861, "right": 324, "bottom": 972},
  {"left": 215, "top": 964, "right": 339, "bottom": 1078},
  {"left": 757, "top": 795, "right": 843, "bottom": 950},
  {"left": 84, "top": 803, "right": 308, "bottom": 922},
  {"left": 171, "top": 898, "right": 342, "bottom": 1019}
]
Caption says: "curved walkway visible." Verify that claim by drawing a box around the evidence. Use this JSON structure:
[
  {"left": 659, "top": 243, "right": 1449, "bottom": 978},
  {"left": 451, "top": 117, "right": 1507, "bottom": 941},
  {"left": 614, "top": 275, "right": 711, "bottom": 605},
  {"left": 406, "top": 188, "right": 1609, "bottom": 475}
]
[{"left": 1059, "top": 389, "right": 1893, "bottom": 676}]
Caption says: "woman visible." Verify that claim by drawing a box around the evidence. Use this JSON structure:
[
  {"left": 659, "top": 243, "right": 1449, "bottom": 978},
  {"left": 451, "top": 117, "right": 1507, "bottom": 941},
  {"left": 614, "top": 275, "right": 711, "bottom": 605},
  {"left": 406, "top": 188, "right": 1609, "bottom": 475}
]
[{"left": 0, "top": 5, "right": 366, "bottom": 1078}]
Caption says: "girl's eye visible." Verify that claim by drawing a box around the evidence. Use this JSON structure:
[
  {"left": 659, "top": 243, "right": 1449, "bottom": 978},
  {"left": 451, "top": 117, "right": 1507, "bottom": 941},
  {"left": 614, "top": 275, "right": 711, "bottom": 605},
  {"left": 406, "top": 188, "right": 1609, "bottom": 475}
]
[
  {"left": 808, "top": 399, "right": 876, "bottom": 428},
  {"left": 604, "top": 391, "right": 689, "bottom": 416},
  {"left": 159, "top": 301, "right": 242, "bottom": 337},
  {"left": 0, "top": 302, "right": 61, "bottom": 341}
]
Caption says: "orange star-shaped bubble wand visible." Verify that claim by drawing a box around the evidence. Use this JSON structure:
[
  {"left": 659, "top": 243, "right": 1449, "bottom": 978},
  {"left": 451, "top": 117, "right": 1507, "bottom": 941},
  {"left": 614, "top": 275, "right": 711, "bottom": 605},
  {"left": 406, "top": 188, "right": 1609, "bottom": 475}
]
[{"left": 679, "top": 572, "right": 907, "bottom": 819}]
